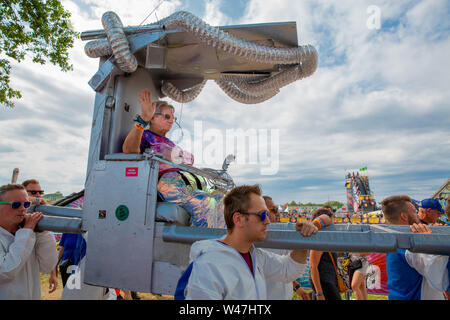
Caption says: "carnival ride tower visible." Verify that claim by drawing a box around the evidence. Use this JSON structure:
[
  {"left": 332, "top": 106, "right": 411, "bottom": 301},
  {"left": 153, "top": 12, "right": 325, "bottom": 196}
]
[{"left": 346, "top": 169, "right": 377, "bottom": 214}]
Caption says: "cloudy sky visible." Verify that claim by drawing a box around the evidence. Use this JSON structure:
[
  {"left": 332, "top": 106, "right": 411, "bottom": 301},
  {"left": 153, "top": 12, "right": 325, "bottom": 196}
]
[{"left": 1, "top": 0, "right": 449, "bottom": 206}]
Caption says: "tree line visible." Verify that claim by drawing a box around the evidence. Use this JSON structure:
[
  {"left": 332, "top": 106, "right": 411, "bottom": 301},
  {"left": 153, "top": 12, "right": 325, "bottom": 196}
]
[{"left": 287, "top": 200, "right": 344, "bottom": 208}]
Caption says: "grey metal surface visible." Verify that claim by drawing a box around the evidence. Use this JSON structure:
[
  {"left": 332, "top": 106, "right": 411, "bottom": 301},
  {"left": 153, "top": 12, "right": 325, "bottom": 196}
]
[
  {"left": 81, "top": 20, "right": 297, "bottom": 45},
  {"left": 30, "top": 204, "right": 83, "bottom": 219},
  {"left": 35, "top": 215, "right": 83, "bottom": 234},
  {"left": 151, "top": 261, "right": 185, "bottom": 295},
  {"left": 28, "top": 204, "right": 84, "bottom": 233},
  {"left": 162, "top": 224, "right": 450, "bottom": 255},
  {"left": 83, "top": 160, "right": 157, "bottom": 292},
  {"left": 152, "top": 222, "right": 191, "bottom": 295},
  {"left": 156, "top": 202, "right": 190, "bottom": 226},
  {"left": 104, "top": 153, "right": 145, "bottom": 161},
  {"left": 108, "top": 67, "right": 159, "bottom": 155}
]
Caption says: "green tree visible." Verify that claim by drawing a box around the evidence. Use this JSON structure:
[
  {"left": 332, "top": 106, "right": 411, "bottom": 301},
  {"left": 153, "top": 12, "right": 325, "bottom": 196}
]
[
  {"left": 1, "top": 0, "right": 78, "bottom": 107},
  {"left": 324, "top": 200, "right": 344, "bottom": 208}
]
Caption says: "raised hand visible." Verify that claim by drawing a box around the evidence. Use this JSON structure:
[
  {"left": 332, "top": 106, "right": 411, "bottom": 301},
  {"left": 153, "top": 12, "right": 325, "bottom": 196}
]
[{"left": 138, "top": 88, "right": 156, "bottom": 121}]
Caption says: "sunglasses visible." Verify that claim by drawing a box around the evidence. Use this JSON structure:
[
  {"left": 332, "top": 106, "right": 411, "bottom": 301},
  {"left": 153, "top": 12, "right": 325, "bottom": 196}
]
[
  {"left": 155, "top": 113, "right": 177, "bottom": 121},
  {"left": 239, "top": 210, "right": 269, "bottom": 222},
  {"left": 0, "top": 201, "right": 32, "bottom": 209},
  {"left": 268, "top": 207, "right": 279, "bottom": 213},
  {"left": 27, "top": 190, "right": 44, "bottom": 195}
]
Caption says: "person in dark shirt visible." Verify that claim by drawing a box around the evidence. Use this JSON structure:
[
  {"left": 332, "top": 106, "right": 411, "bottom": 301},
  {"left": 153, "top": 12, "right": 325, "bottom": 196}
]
[{"left": 309, "top": 208, "right": 342, "bottom": 300}]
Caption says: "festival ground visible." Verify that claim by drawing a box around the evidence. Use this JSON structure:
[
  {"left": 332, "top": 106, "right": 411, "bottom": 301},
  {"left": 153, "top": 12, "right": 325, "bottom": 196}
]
[{"left": 39, "top": 273, "right": 387, "bottom": 300}]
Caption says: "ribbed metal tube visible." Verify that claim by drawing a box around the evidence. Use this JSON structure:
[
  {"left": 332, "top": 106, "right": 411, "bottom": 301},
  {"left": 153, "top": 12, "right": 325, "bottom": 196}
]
[
  {"left": 219, "top": 46, "right": 317, "bottom": 97},
  {"left": 158, "top": 11, "right": 314, "bottom": 65},
  {"left": 101, "top": 11, "right": 137, "bottom": 73},
  {"left": 85, "top": 39, "right": 112, "bottom": 58},
  {"left": 83, "top": 10, "right": 318, "bottom": 103},
  {"left": 215, "top": 79, "right": 279, "bottom": 104},
  {"left": 161, "top": 80, "right": 207, "bottom": 103}
]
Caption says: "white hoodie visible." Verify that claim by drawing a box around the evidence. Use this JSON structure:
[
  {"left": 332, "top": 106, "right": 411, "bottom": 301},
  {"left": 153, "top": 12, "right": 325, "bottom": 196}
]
[
  {"left": 181, "top": 239, "right": 306, "bottom": 300},
  {"left": 0, "top": 227, "right": 58, "bottom": 300}
]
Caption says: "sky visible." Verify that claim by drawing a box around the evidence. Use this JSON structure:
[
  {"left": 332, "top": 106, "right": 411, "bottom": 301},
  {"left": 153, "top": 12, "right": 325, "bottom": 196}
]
[{"left": 1, "top": 0, "right": 449, "bottom": 206}]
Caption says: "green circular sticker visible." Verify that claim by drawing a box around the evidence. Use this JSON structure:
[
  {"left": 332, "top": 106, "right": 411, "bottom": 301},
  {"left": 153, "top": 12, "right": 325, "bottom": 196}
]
[{"left": 115, "top": 205, "right": 129, "bottom": 221}]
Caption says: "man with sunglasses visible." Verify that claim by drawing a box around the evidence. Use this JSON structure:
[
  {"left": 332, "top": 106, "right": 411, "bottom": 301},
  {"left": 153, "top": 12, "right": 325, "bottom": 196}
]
[
  {"left": 417, "top": 198, "right": 445, "bottom": 225},
  {"left": 22, "top": 179, "right": 47, "bottom": 205},
  {"left": 175, "top": 185, "right": 332, "bottom": 300},
  {"left": 0, "top": 183, "right": 58, "bottom": 299}
]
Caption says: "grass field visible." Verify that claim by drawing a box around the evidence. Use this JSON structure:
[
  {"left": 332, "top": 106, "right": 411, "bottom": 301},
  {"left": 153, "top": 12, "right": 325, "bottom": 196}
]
[
  {"left": 40, "top": 273, "right": 173, "bottom": 300},
  {"left": 292, "top": 290, "right": 387, "bottom": 300},
  {"left": 41, "top": 273, "right": 387, "bottom": 300}
]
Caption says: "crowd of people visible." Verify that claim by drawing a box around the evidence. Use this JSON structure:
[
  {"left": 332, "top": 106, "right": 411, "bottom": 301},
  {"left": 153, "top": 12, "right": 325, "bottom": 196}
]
[{"left": 1, "top": 89, "right": 449, "bottom": 300}]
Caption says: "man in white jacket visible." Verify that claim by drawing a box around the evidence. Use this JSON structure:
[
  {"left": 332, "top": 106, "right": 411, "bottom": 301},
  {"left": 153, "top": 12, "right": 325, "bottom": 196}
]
[
  {"left": 381, "top": 195, "right": 449, "bottom": 300},
  {"left": 0, "top": 184, "right": 58, "bottom": 299},
  {"left": 175, "top": 185, "right": 324, "bottom": 300}
]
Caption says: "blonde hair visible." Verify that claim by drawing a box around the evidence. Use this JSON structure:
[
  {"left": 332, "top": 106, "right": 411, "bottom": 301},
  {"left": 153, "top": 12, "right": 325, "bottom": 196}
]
[{"left": 0, "top": 184, "right": 25, "bottom": 201}]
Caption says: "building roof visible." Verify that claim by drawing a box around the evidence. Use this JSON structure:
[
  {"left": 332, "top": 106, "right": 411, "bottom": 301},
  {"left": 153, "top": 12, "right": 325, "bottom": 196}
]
[{"left": 432, "top": 179, "right": 450, "bottom": 200}]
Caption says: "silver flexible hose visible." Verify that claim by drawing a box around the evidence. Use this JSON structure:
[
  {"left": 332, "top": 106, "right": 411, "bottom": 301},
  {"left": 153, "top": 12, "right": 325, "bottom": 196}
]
[
  {"left": 219, "top": 45, "right": 317, "bottom": 97},
  {"left": 84, "top": 11, "right": 318, "bottom": 103},
  {"left": 215, "top": 80, "right": 279, "bottom": 104},
  {"left": 101, "top": 11, "right": 137, "bottom": 73},
  {"left": 158, "top": 11, "right": 313, "bottom": 65},
  {"left": 85, "top": 39, "right": 112, "bottom": 58},
  {"left": 161, "top": 80, "right": 207, "bottom": 103}
]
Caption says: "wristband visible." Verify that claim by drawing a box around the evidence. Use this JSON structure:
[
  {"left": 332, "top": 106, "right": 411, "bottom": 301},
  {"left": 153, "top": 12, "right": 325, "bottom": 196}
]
[
  {"left": 134, "top": 123, "right": 145, "bottom": 131},
  {"left": 315, "top": 292, "right": 324, "bottom": 297},
  {"left": 293, "top": 284, "right": 301, "bottom": 292},
  {"left": 312, "top": 218, "right": 324, "bottom": 230},
  {"left": 133, "top": 114, "right": 150, "bottom": 130},
  {"left": 317, "top": 216, "right": 326, "bottom": 228}
]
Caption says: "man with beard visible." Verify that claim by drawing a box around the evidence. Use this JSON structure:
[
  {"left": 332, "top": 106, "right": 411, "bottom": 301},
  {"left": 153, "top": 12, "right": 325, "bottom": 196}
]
[{"left": 381, "top": 195, "right": 449, "bottom": 300}]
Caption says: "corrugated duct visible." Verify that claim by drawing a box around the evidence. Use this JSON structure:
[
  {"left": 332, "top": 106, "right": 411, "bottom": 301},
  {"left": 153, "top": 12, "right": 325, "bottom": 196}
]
[{"left": 84, "top": 11, "right": 318, "bottom": 104}]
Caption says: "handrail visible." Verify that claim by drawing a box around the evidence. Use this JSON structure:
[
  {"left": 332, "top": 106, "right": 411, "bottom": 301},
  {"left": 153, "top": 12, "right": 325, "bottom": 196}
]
[{"left": 162, "top": 224, "right": 450, "bottom": 255}]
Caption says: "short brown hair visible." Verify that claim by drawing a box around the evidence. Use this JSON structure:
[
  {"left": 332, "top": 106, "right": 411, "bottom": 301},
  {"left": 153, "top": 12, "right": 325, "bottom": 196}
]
[
  {"left": 381, "top": 195, "right": 413, "bottom": 223},
  {"left": 223, "top": 185, "right": 262, "bottom": 231},
  {"left": 0, "top": 184, "right": 25, "bottom": 201},
  {"left": 22, "top": 179, "right": 40, "bottom": 188},
  {"left": 312, "top": 208, "right": 334, "bottom": 220}
]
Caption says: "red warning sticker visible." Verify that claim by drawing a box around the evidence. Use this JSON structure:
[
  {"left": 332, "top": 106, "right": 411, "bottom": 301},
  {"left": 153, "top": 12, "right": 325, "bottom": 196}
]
[{"left": 125, "top": 167, "right": 138, "bottom": 177}]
